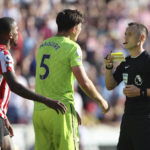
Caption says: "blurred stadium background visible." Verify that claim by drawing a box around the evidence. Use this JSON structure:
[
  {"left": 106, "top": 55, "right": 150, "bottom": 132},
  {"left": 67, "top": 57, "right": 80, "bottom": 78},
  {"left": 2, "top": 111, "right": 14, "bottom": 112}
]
[{"left": 1, "top": 0, "right": 150, "bottom": 149}]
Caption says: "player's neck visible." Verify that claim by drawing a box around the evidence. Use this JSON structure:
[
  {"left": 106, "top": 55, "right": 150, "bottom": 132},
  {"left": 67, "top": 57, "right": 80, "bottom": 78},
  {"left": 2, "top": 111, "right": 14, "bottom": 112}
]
[
  {"left": 56, "top": 32, "right": 76, "bottom": 41},
  {"left": 5, "top": 40, "right": 11, "bottom": 50},
  {"left": 129, "top": 46, "right": 144, "bottom": 58},
  {"left": 56, "top": 32, "right": 70, "bottom": 38}
]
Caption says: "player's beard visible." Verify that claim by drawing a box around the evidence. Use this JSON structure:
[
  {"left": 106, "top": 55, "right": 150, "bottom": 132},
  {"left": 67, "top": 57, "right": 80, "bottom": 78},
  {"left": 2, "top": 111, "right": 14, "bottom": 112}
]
[
  {"left": 11, "top": 39, "right": 18, "bottom": 48},
  {"left": 13, "top": 41, "right": 18, "bottom": 47}
]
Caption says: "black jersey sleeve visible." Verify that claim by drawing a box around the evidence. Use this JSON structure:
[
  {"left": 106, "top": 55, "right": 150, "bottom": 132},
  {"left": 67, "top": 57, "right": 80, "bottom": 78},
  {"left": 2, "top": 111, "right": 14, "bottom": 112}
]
[{"left": 113, "top": 63, "right": 124, "bottom": 84}]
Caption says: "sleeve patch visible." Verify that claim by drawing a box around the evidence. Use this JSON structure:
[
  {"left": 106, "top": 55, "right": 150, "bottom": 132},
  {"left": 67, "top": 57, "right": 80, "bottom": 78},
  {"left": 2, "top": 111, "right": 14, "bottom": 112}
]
[{"left": 76, "top": 48, "right": 82, "bottom": 57}]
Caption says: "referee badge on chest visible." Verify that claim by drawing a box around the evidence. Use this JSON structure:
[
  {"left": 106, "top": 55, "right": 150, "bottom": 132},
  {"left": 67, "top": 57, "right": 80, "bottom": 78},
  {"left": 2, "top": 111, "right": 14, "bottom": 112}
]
[
  {"left": 122, "top": 73, "right": 128, "bottom": 85},
  {"left": 134, "top": 75, "right": 142, "bottom": 86}
]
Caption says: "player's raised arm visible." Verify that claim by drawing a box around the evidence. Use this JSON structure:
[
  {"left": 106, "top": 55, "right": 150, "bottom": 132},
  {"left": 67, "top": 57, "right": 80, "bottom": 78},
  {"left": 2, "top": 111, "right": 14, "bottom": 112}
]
[{"left": 3, "top": 71, "right": 67, "bottom": 114}]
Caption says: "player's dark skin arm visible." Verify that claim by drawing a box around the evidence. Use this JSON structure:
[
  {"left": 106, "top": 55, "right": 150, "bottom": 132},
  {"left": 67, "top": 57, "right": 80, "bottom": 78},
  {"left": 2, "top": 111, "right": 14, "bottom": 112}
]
[{"left": 3, "top": 71, "right": 67, "bottom": 114}]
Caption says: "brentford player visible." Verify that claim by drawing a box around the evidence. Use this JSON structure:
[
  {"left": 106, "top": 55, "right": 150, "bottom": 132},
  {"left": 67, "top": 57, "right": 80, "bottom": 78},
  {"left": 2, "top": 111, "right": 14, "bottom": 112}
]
[{"left": 0, "top": 17, "right": 66, "bottom": 150}]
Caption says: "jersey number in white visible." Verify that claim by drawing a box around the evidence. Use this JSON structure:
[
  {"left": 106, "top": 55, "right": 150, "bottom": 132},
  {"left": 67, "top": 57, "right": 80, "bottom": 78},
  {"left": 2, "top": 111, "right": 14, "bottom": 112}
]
[{"left": 40, "top": 54, "right": 50, "bottom": 80}]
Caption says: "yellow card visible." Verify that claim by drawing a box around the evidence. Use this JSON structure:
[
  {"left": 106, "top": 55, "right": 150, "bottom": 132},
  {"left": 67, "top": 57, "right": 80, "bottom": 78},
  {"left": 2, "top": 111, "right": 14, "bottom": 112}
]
[{"left": 111, "top": 52, "right": 125, "bottom": 62}]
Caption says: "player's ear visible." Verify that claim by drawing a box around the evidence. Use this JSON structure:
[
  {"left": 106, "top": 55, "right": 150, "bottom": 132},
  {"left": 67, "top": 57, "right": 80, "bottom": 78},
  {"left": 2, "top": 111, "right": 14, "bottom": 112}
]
[
  {"left": 9, "top": 32, "right": 13, "bottom": 39},
  {"left": 71, "top": 26, "right": 76, "bottom": 34}
]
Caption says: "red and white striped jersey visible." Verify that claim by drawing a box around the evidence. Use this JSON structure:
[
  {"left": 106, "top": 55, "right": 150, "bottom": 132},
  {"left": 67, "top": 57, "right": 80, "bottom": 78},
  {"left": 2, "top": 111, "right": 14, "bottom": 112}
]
[{"left": 0, "top": 45, "right": 14, "bottom": 119}]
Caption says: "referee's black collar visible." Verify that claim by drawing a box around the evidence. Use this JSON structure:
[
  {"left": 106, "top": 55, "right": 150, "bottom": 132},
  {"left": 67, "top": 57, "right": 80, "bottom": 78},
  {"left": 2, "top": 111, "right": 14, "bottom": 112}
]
[{"left": 130, "top": 50, "right": 146, "bottom": 59}]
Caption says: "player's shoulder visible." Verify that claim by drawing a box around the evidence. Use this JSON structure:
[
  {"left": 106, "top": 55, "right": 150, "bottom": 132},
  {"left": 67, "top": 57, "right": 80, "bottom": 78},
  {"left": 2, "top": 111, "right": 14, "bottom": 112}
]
[
  {"left": 59, "top": 36, "right": 81, "bottom": 53},
  {"left": 0, "top": 50, "right": 13, "bottom": 65},
  {"left": 63, "top": 37, "right": 80, "bottom": 49},
  {"left": 0, "top": 47, "right": 10, "bottom": 57}
]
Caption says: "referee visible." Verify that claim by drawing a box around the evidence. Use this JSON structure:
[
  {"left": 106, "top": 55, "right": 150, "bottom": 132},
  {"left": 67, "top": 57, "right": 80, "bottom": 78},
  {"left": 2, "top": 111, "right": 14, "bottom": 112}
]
[{"left": 105, "top": 22, "right": 150, "bottom": 150}]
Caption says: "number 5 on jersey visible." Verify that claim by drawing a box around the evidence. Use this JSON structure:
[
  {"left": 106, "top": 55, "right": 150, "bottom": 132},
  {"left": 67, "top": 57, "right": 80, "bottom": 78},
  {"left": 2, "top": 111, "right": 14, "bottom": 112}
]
[{"left": 40, "top": 54, "right": 50, "bottom": 80}]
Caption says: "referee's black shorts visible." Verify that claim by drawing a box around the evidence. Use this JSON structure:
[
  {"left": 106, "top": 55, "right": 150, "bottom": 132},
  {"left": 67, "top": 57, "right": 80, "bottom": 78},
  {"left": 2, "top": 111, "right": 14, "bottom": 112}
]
[
  {"left": 0, "top": 117, "right": 9, "bottom": 147},
  {"left": 117, "top": 114, "right": 150, "bottom": 150}
]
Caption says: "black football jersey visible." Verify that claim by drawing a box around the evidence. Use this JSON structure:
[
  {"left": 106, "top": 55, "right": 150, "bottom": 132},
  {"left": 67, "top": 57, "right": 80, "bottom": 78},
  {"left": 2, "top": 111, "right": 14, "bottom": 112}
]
[{"left": 113, "top": 50, "right": 150, "bottom": 115}]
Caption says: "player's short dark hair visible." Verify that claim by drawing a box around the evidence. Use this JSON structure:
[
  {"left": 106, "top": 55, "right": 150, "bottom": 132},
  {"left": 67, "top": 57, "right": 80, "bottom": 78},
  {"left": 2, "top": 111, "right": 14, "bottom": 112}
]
[
  {"left": 128, "top": 22, "right": 148, "bottom": 40},
  {"left": 56, "top": 9, "right": 84, "bottom": 32},
  {"left": 0, "top": 17, "right": 15, "bottom": 34}
]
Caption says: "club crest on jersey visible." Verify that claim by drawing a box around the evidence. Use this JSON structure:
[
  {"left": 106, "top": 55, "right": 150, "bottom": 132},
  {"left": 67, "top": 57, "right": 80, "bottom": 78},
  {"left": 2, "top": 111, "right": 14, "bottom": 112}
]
[
  {"left": 134, "top": 75, "right": 142, "bottom": 86},
  {"left": 4, "top": 55, "right": 12, "bottom": 62}
]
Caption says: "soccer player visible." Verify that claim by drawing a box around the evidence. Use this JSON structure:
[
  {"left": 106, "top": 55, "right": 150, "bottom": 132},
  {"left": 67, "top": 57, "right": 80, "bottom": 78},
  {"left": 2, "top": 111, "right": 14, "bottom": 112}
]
[
  {"left": 33, "top": 9, "right": 109, "bottom": 150},
  {"left": 0, "top": 17, "right": 67, "bottom": 150},
  {"left": 105, "top": 22, "right": 150, "bottom": 150}
]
